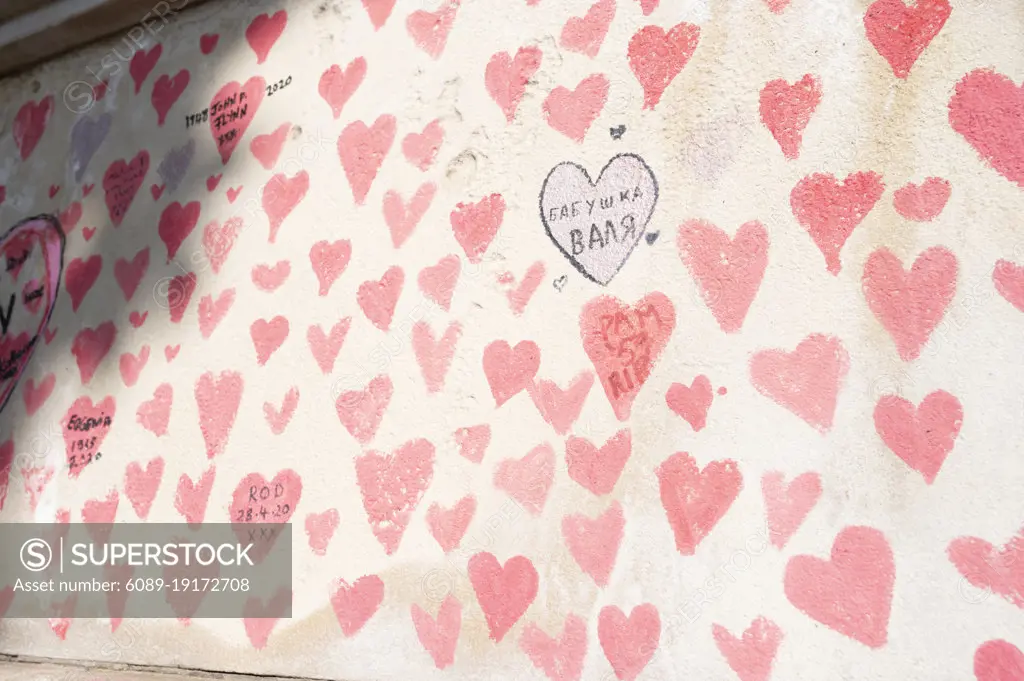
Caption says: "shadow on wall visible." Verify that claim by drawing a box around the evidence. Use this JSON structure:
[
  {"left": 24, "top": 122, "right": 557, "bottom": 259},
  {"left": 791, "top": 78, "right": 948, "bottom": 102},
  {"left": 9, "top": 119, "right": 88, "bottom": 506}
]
[{"left": 0, "top": 0, "right": 303, "bottom": 515}]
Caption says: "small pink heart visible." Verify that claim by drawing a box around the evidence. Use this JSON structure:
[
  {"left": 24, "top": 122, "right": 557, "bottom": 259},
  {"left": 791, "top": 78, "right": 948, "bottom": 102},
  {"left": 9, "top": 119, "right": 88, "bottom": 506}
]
[
  {"left": 129, "top": 311, "right": 148, "bottom": 328},
  {"left": 227, "top": 186, "right": 243, "bottom": 203},
  {"left": 82, "top": 184, "right": 95, "bottom": 196},
  {"left": 82, "top": 226, "right": 96, "bottom": 241},
  {"left": 165, "top": 345, "right": 180, "bottom": 362},
  {"left": 206, "top": 174, "right": 222, "bottom": 192},
  {"left": 151, "top": 184, "right": 165, "bottom": 200},
  {"left": 49, "top": 185, "right": 60, "bottom": 198}
]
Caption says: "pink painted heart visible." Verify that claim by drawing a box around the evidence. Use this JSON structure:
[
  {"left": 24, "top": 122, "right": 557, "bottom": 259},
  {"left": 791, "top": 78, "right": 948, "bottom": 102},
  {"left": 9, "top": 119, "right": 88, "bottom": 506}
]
[
  {"left": 468, "top": 552, "right": 538, "bottom": 642},
  {"left": 305, "top": 508, "right": 340, "bottom": 556},
  {"left": 319, "top": 58, "right": 367, "bottom": 119},
  {"left": 310, "top": 239, "right": 352, "bottom": 297},
  {"left": 862, "top": 246, "right": 957, "bottom": 361},
  {"left": 209, "top": 77, "right": 266, "bottom": 164},
  {"left": 174, "top": 466, "right": 214, "bottom": 525},
  {"left": 759, "top": 74, "right": 822, "bottom": 159},
  {"left": 198, "top": 288, "right": 235, "bottom": 340},
  {"left": 790, "top": 171, "right": 885, "bottom": 274},
  {"left": 59, "top": 202, "right": 82, "bottom": 233},
  {"left": 893, "top": 177, "right": 951, "bottom": 221},
  {"left": 339, "top": 115, "right": 396, "bottom": 204},
  {"left": 566, "top": 429, "right": 631, "bottom": 496},
  {"left": 597, "top": 604, "right": 660, "bottom": 681},
  {"left": 874, "top": 390, "right": 962, "bottom": 484},
  {"left": 252, "top": 260, "right": 291, "bottom": 291},
  {"left": 454, "top": 424, "right": 490, "bottom": 463},
  {"left": 543, "top": 74, "right": 609, "bottom": 142},
  {"left": 994, "top": 259, "right": 1024, "bottom": 313},
  {"left": 485, "top": 46, "right": 543, "bottom": 123},
  {"left": 158, "top": 201, "right": 201, "bottom": 262},
  {"left": 418, "top": 254, "right": 460, "bottom": 310},
  {"left": 948, "top": 527, "right": 1024, "bottom": 610},
  {"left": 114, "top": 248, "right": 149, "bottom": 302},
  {"left": 263, "top": 386, "right": 299, "bottom": 435},
  {"left": 307, "top": 318, "right": 351, "bottom": 374},
  {"left": 403, "top": 119, "right": 444, "bottom": 171},
  {"left": 130, "top": 45, "right": 162, "bottom": 93},
  {"left": 560, "top": 0, "right": 615, "bottom": 58},
  {"left": 151, "top": 70, "right": 190, "bottom": 126},
  {"left": 579, "top": 292, "right": 676, "bottom": 420},
  {"left": 227, "top": 186, "right": 243, "bottom": 202},
  {"left": 450, "top": 193, "right": 505, "bottom": 263},
  {"left": 250, "top": 123, "right": 291, "bottom": 170},
  {"left": 124, "top": 457, "right": 164, "bottom": 519},
  {"left": 666, "top": 375, "right": 713, "bottom": 431},
  {"left": 362, "top": 0, "right": 396, "bottom": 29},
  {"left": 412, "top": 321, "right": 462, "bottom": 393},
  {"left": 483, "top": 339, "right": 540, "bottom": 407},
  {"left": 119, "top": 345, "right": 151, "bottom": 387},
  {"left": 949, "top": 69, "right": 1024, "bottom": 188},
  {"left": 411, "top": 595, "right": 461, "bottom": 670},
  {"left": 200, "top": 33, "right": 219, "bottom": 54},
  {"left": 355, "top": 439, "right": 435, "bottom": 554},
  {"left": 520, "top": 614, "right": 588, "bottom": 681},
  {"left": 494, "top": 443, "right": 555, "bottom": 515},
  {"left": 864, "top": 0, "right": 950, "bottom": 79},
  {"left": 527, "top": 371, "right": 594, "bottom": 435},
  {"left": 263, "top": 171, "right": 308, "bottom": 243},
  {"left": 712, "top": 617, "right": 783, "bottom": 681},
  {"left": 657, "top": 451, "right": 742, "bottom": 555},
  {"left": 357, "top": 266, "right": 404, "bottom": 331},
  {"left": 243, "top": 588, "right": 290, "bottom": 649},
  {"left": 762, "top": 471, "right": 821, "bottom": 549},
  {"left": 426, "top": 495, "right": 476, "bottom": 553},
  {"left": 71, "top": 321, "right": 116, "bottom": 385},
  {"left": 194, "top": 371, "right": 244, "bottom": 458},
  {"left": 628, "top": 22, "right": 700, "bottom": 109},
  {"left": 23, "top": 373, "right": 55, "bottom": 416},
  {"left": 137, "top": 383, "right": 172, "bottom": 437},
  {"left": 784, "top": 525, "right": 894, "bottom": 648},
  {"left": 166, "top": 272, "right": 197, "bottom": 324},
  {"left": 331, "top": 575, "right": 384, "bottom": 637},
  {"left": 974, "top": 640, "right": 1024, "bottom": 681},
  {"left": 246, "top": 11, "right": 287, "bottom": 64},
  {"left": 250, "top": 316, "right": 290, "bottom": 366},
  {"left": 406, "top": 1, "right": 459, "bottom": 59},
  {"left": 335, "top": 375, "right": 393, "bottom": 444},
  {"left": 384, "top": 182, "right": 436, "bottom": 248},
  {"left": 229, "top": 469, "right": 301, "bottom": 560},
  {"left": 13, "top": 96, "right": 54, "bottom": 160},
  {"left": 562, "top": 500, "right": 624, "bottom": 587},
  {"left": 62, "top": 396, "right": 116, "bottom": 479},
  {"left": 202, "top": 217, "right": 243, "bottom": 274},
  {"left": 749, "top": 334, "right": 849, "bottom": 432},
  {"left": 501, "top": 261, "right": 546, "bottom": 316}
]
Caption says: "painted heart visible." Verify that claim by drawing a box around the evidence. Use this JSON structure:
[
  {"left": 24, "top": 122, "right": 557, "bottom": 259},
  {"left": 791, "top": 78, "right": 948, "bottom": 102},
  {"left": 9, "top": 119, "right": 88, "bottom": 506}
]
[
  {"left": 71, "top": 321, "right": 116, "bottom": 385},
  {"left": 310, "top": 240, "right": 352, "bottom": 296},
  {"left": 335, "top": 375, "right": 393, "bottom": 444},
  {"left": 949, "top": 69, "right": 1024, "bottom": 188},
  {"left": 13, "top": 96, "right": 54, "bottom": 160},
  {"left": 152, "top": 70, "right": 190, "bottom": 126},
  {"left": 128, "top": 310, "right": 147, "bottom": 328},
  {"left": 194, "top": 370, "right": 244, "bottom": 458},
  {"left": 200, "top": 33, "right": 219, "bottom": 54},
  {"left": 562, "top": 500, "right": 624, "bottom": 587},
  {"left": 362, "top": 0, "right": 396, "bottom": 29},
  {"left": 541, "top": 154, "right": 658, "bottom": 285},
  {"left": 355, "top": 439, "right": 435, "bottom": 554},
  {"left": 864, "top": 0, "right": 950, "bottom": 79},
  {"left": 749, "top": 334, "right": 849, "bottom": 432},
  {"left": 307, "top": 318, "right": 351, "bottom": 374},
  {"left": 579, "top": 292, "right": 676, "bottom": 420},
  {"left": 229, "top": 468, "right": 301, "bottom": 559},
  {"left": 209, "top": 78, "right": 266, "bottom": 164},
  {"left": 158, "top": 201, "right": 201, "bottom": 262},
  {"left": 527, "top": 371, "right": 594, "bottom": 435},
  {"left": 137, "top": 383, "right": 172, "bottom": 437},
  {"left": 119, "top": 345, "right": 151, "bottom": 387},
  {"left": 994, "top": 259, "right": 1024, "bottom": 313},
  {"left": 790, "top": 171, "right": 885, "bottom": 275},
  {"left": 597, "top": 604, "right": 660, "bottom": 681},
  {"left": 250, "top": 123, "right": 291, "bottom": 170},
  {"left": 657, "top": 451, "right": 742, "bottom": 555},
  {"left": 338, "top": 115, "right": 396, "bottom": 204},
  {"left": 70, "top": 113, "right": 112, "bottom": 183},
  {"left": 263, "top": 171, "right": 309, "bottom": 243},
  {"left": 227, "top": 186, "right": 242, "bottom": 202},
  {"left": 251, "top": 316, "right": 289, "bottom": 365},
  {"left": 330, "top": 575, "right": 384, "bottom": 636},
  {"left": 520, "top": 614, "right": 588, "bottom": 681},
  {"left": 384, "top": 182, "right": 436, "bottom": 248},
  {"left": 948, "top": 527, "right": 1024, "bottom": 610},
  {"left": 206, "top": 175, "right": 222, "bottom": 192},
  {"left": 762, "top": 471, "right": 821, "bottom": 549},
  {"left": 494, "top": 443, "right": 555, "bottom": 515},
  {"left": 0, "top": 218, "right": 64, "bottom": 412},
  {"left": 784, "top": 525, "right": 894, "bottom": 648},
  {"left": 264, "top": 387, "right": 299, "bottom": 435},
  {"left": 543, "top": 74, "right": 609, "bottom": 142},
  {"left": 759, "top": 74, "right": 822, "bottom": 159},
  {"left": 357, "top": 266, "right": 404, "bottom": 331},
  {"left": 305, "top": 508, "right": 340, "bottom": 555},
  {"left": 893, "top": 177, "right": 950, "bottom": 221},
  {"left": 62, "top": 396, "right": 116, "bottom": 479},
  {"left": 246, "top": 11, "right": 288, "bottom": 64},
  {"left": 677, "top": 220, "right": 767, "bottom": 332},
  {"left": 64, "top": 255, "right": 101, "bottom": 313},
  {"left": 485, "top": 46, "right": 543, "bottom": 123},
  {"left": 319, "top": 58, "right": 367, "bottom": 119},
  {"left": 124, "top": 457, "right": 164, "bottom": 519},
  {"left": 628, "top": 22, "right": 700, "bottom": 109},
  {"left": 412, "top": 321, "right": 461, "bottom": 393},
  {"left": 403, "top": 119, "right": 444, "bottom": 171},
  {"left": 560, "top": 0, "right": 615, "bottom": 58},
  {"left": 406, "top": 0, "right": 459, "bottom": 59},
  {"left": 974, "top": 640, "right": 1024, "bottom": 681},
  {"left": 468, "top": 552, "right": 538, "bottom": 642},
  {"left": 565, "top": 429, "right": 631, "bottom": 496},
  {"left": 874, "top": 390, "right": 962, "bottom": 484},
  {"left": 665, "top": 375, "right": 713, "bottom": 431},
  {"left": 252, "top": 260, "right": 291, "bottom": 291},
  {"left": 411, "top": 595, "right": 461, "bottom": 670},
  {"left": 243, "top": 588, "right": 290, "bottom": 649},
  {"left": 174, "top": 465, "right": 214, "bottom": 525},
  {"left": 501, "top": 261, "right": 545, "bottom": 316},
  {"left": 129, "top": 45, "right": 162, "bottom": 93},
  {"left": 426, "top": 495, "right": 475, "bottom": 553},
  {"left": 418, "top": 254, "right": 460, "bottom": 310},
  {"left": 482, "top": 339, "right": 540, "bottom": 407},
  {"left": 202, "top": 217, "right": 243, "bottom": 274},
  {"left": 23, "top": 373, "right": 55, "bottom": 416},
  {"left": 712, "top": 617, "right": 783, "bottom": 681},
  {"left": 114, "top": 248, "right": 149, "bottom": 301},
  {"left": 450, "top": 193, "right": 505, "bottom": 263},
  {"left": 454, "top": 424, "right": 490, "bottom": 463},
  {"left": 103, "top": 151, "right": 150, "bottom": 227},
  {"left": 862, "top": 246, "right": 957, "bottom": 361}
]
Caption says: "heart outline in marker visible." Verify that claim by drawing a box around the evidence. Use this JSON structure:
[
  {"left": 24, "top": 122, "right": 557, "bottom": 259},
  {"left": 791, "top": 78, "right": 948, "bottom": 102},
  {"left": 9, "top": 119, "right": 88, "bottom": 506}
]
[
  {"left": 0, "top": 215, "right": 65, "bottom": 414},
  {"left": 539, "top": 153, "right": 659, "bottom": 286}
]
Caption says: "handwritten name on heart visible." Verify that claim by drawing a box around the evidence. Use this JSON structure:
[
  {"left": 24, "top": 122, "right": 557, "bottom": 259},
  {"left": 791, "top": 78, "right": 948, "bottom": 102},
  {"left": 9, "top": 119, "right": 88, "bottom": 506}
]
[
  {"left": 1, "top": 216, "right": 65, "bottom": 414},
  {"left": 541, "top": 154, "right": 658, "bottom": 285}
]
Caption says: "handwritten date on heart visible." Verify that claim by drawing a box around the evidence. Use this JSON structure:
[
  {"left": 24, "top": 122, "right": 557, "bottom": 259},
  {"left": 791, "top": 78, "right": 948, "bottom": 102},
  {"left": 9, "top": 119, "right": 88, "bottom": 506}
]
[{"left": 541, "top": 153, "right": 658, "bottom": 286}]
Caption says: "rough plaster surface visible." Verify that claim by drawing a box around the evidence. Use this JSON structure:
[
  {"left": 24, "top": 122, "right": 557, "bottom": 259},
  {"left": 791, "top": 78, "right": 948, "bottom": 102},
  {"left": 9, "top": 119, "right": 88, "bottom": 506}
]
[{"left": 0, "top": 0, "right": 1023, "bottom": 679}]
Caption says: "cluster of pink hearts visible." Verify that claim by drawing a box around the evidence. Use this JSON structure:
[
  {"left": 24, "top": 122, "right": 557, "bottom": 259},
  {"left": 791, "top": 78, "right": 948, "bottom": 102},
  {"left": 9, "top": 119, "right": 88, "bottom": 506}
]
[{"left": 2, "top": 0, "right": 1024, "bottom": 678}]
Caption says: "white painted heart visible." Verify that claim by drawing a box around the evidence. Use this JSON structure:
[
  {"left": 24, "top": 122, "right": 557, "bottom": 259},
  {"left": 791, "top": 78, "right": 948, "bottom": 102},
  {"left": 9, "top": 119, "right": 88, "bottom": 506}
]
[{"left": 540, "top": 154, "right": 658, "bottom": 285}]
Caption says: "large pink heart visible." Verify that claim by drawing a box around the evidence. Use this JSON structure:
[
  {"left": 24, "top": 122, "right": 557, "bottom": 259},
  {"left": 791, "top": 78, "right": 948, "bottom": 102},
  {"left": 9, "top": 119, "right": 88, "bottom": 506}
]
[{"left": 1, "top": 216, "right": 65, "bottom": 414}]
